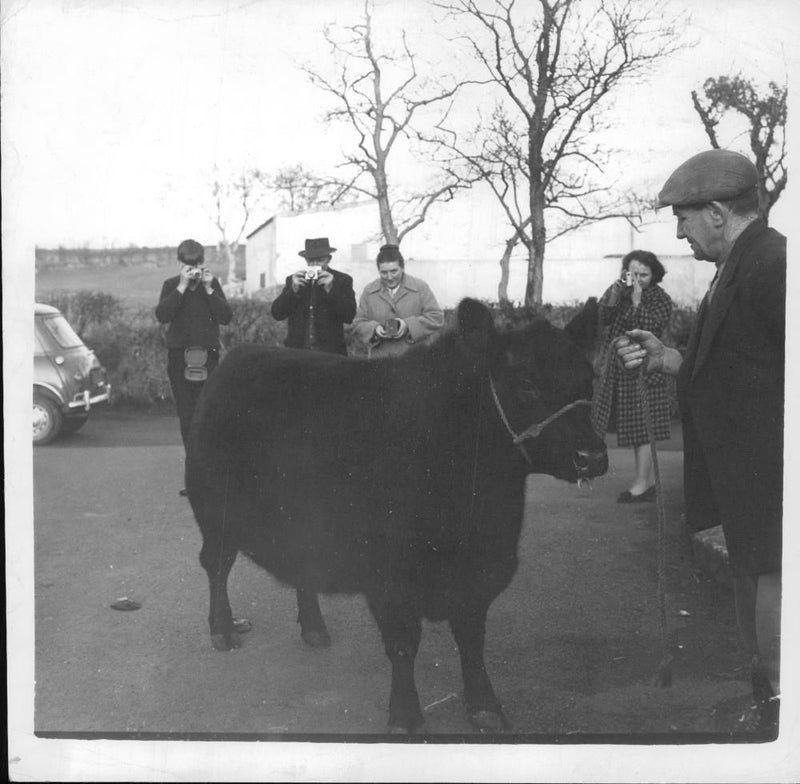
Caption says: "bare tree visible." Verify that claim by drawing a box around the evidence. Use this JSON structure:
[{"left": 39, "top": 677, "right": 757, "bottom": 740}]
[
  {"left": 303, "top": 0, "right": 475, "bottom": 244},
  {"left": 434, "top": 0, "right": 683, "bottom": 306},
  {"left": 269, "top": 164, "right": 352, "bottom": 213},
  {"left": 691, "top": 75, "right": 787, "bottom": 221},
  {"left": 207, "top": 167, "right": 269, "bottom": 285}
]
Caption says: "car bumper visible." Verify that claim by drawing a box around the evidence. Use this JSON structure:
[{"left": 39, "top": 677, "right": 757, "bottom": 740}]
[{"left": 68, "top": 386, "right": 112, "bottom": 412}]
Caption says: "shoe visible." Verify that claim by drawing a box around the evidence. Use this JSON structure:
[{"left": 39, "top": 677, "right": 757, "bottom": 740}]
[
  {"left": 178, "top": 488, "right": 188, "bottom": 497},
  {"left": 617, "top": 486, "right": 656, "bottom": 503}
]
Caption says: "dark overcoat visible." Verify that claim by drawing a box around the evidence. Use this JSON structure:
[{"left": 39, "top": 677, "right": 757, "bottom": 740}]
[
  {"left": 592, "top": 283, "right": 673, "bottom": 447},
  {"left": 679, "top": 219, "right": 785, "bottom": 576},
  {"left": 271, "top": 267, "right": 356, "bottom": 355}
]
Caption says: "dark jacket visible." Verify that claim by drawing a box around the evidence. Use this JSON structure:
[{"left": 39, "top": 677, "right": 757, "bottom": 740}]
[
  {"left": 678, "top": 219, "right": 785, "bottom": 576},
  {"left": 271, "top": 267, "right": 356, "bottom": 355},
  {"left": 155, "top": 277, "right": 233, "bottom": 349}
]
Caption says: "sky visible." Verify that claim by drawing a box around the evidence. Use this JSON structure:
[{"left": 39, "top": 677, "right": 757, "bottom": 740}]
[{"left": 2, "top": 0, "right": 798, "bottom": 251}]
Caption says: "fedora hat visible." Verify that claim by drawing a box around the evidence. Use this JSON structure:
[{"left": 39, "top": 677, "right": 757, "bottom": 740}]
[{"left": 298, "top": 237, "right": 337, "bottom": 258}]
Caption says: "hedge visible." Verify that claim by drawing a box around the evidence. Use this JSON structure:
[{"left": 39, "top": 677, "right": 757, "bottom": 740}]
[{"left": 39, "top": 290, "right": 697, "bottom": 408}]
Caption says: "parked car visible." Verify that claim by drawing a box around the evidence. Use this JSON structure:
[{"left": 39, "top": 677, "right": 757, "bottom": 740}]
[{"left": 33, "top": 303, "right": 111, "bottom": 445}]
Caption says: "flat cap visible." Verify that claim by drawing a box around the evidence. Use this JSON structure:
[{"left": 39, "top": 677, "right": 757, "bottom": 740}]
[{"left": 657, "top": 149, "right": 758, "bottom": 207}]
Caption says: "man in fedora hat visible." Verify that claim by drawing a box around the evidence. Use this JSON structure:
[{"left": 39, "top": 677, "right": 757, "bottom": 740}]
[
  {"left": 271, "top": 237, "right": 356, "bottom": 355},
  {"left": 616, "top": 149, "right": 785, "bottom": 733}
]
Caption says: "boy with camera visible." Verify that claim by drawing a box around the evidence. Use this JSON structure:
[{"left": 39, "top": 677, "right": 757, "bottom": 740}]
[{"left": 155, "top": 239, "right": 233, "bottom": 489}]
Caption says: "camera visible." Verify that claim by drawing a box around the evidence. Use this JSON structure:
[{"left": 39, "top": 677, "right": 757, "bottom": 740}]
[
  {"left": 187, "top": 266, "right": 204, "bottom": 280},
  {"left": 383, "top": 318, "right": 402, "bottom": 338},
  {"left": 304, "top": 265, "right": 323, "bottom": 281},
  {"left": 621, "top": 271, "right": 633, "bottom": 286}
]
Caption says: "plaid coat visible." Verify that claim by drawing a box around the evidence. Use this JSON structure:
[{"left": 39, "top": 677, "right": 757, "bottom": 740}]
[{"left": 592, "top": 283, "right": 673, "bottom": 447}]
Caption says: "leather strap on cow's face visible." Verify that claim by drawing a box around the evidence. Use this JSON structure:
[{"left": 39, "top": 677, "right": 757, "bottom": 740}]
[
  {"left": 489, "top": 375, "right": 592, "bottom": 460},
  {"left": 184, "top": 347, "right": 209, "bottom": 382}
]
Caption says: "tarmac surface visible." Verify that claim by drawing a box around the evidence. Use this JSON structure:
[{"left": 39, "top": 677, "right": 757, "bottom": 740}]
[{"left": 18, "top": 409, "right": 796, "bottom": 780}]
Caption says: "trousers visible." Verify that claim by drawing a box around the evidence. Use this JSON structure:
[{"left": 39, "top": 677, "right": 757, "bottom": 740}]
[{"left": 166, "top": 347, "right": 219, "bottom": 448}]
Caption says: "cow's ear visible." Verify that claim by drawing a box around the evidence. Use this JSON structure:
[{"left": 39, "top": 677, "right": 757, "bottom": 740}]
[
  {"left": 456, "top": 298, "right": 496, "bottom": 354},
  {"left": 564, "top": 297, "right": 599, "bottom": 351}
]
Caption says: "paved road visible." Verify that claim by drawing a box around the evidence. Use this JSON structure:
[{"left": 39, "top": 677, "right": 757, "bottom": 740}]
[{"left": 32, "top": 411, "right": 756, "bottom": 742}]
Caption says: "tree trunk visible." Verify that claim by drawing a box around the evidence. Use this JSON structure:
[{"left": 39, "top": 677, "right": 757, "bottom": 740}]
[
  {"left": 378, "top": 195, "right": 399, "bottom": 244},
  {"left": 757, "top": 181, "right": 770, "bottom": 224},
  {"left": 497, "top": 237, "right": 515, "bottom": 304},
  {"left": 222, "top": 243, "right": 238, "bottom": 285},
  {"left": 525, "top": 191, "right": 546, "bottom": 307}
]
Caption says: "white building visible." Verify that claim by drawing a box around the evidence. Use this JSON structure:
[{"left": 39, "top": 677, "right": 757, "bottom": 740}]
[
  {"left": 245, "top": 201, "right": 382, "bottom": 295},
  {"left": 245, "top": 193, "right": 717, "bottom": 307}
]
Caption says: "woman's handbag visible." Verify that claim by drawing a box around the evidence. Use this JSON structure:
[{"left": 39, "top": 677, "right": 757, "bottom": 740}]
[{"left": 184, "top": 347, "right": 209, "bottom": 382}]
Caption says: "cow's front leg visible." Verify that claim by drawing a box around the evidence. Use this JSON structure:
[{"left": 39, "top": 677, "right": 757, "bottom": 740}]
[
  {"left": 368, "top": 598, "right": 424, "bottom": 733},
  {"left": 296, "top": 586, "right": 331, "bottom": 648},
  {"left": 449, "top": 606, "right": 508, "bottom": 732},
  {"left": 199, "top": 539, "right": 240, "bottom": 651}
]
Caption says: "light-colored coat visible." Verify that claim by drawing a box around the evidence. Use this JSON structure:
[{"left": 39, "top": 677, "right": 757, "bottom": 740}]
[{"left": 353, "top": 273, "right": 444, "bottom": 358}]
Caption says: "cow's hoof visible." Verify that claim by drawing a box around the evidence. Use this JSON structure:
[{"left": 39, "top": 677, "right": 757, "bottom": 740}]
[
  {"left": 210, "top": 631, "right": 242, "bottom": 651},
  {"left": 301, "top": 628, "right": 331, "bottom": 649},
  {"left": 232, "top": 618, "right": 252, "bottom": 634},
  {"left": 468, "top": 710, "right": 508, "bottom": 733}
]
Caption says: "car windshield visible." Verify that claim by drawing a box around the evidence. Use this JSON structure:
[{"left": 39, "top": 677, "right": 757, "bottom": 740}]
[{"left": 42, "top": 315, "right": 84, "bottom": 348}]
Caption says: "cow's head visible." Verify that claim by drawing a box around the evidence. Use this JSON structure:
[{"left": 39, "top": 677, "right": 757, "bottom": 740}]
[{"left": 455, "top": 298, "right": 607, "bottom": 482}]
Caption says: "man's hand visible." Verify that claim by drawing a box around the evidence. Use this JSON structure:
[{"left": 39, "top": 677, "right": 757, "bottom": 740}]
[
  {"left": 374, "top": 323, "right": 388, "bottom": 339},
  {"left": 395, "top": 319, "right": 408, "bottom": 338},
  {"left": 318, "top": 269, "right": 334, "bottom": 292},
  {"left": 615, "top": 330, "right": 666, "bottom": 373},
  {"left": 290, "top": 271, "right": 310, "bottom": 293}
]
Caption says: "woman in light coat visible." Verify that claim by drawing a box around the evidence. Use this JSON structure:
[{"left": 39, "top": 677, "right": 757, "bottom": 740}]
[{"left": 353, "top": 244, "right": 444, "bottom": 358}]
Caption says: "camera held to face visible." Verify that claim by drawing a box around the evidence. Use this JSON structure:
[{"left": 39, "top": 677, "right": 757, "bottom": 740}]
[
  {"left": 187, "top": 266, "right": 205, "bottom": 281},
  {"left": 305, "top": 265, "right": 323, "bottom": 281}
]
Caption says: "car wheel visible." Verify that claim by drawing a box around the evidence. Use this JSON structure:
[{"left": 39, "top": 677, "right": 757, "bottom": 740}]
[
  {"left": 33, "top": 394, "right": 64, "bottom": 445},
  {"left": 62, "top": 415, "right": 89, "bottom": 435}
]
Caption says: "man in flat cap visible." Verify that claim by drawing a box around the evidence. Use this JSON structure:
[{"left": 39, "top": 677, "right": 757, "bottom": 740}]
[
  {"left": 271, "top": 237, "right": 356, "bottom": 355},
  {"left": 616, "top": 149, "right": 785, "bottom": 733}
]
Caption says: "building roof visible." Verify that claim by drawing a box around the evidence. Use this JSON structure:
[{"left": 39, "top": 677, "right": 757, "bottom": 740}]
[
  {"left": 245, "top": 199, "right": 374, "bottom": 240},
  {"left": 245, "top": 215, "right": 276, "bottom": 240}
]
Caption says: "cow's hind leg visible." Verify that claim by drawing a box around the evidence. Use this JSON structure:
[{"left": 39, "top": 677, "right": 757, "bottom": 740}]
[
  {"left": 368, "top": 597, "right": 424, "bottom": 733},
  {"left": 296, "top": 586, "right": 331, "bottom": 648},
  {"left": 449, "top": 606, "right": 508, "bottom": 732},
  {"left": 199, "top": 537, "right": 241, "bottom": 651}
]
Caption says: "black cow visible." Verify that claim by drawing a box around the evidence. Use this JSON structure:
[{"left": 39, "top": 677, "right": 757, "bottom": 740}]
[{"left": 186, "top": 298, "right": 607, "bottom": 733}]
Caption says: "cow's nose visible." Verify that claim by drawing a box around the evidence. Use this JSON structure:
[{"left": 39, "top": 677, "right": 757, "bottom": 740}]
[{"left": 574, "top": 449, "right": 608, "bottom": 478}]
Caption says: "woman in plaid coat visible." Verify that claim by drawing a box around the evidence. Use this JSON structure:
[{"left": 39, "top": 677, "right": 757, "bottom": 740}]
[{"left": 592, "top": 250, "right": 673, "bottom": 502}]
